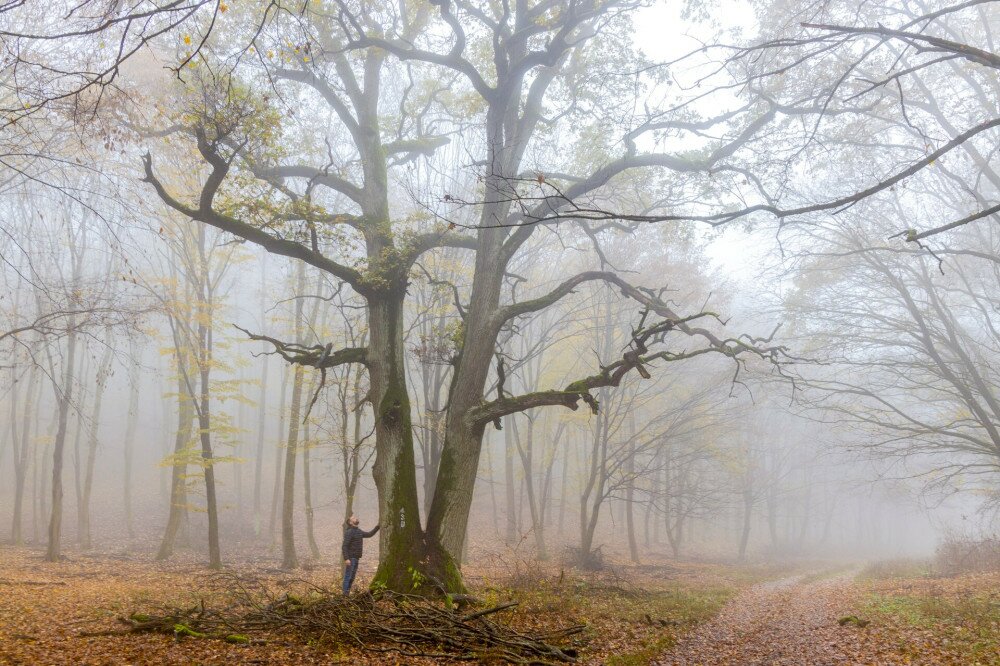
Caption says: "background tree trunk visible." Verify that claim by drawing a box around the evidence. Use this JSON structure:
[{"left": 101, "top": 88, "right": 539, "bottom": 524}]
[
  {"left": 157, "top": 364, "right": 193, "bottom": 561},
  {"left": 122, "top": 350, "right": 140, "bottom": 541},
  {"left": 504, "top": 417, "right": 517, "bottom": 545},
  {"left": 281, "top": 362, "right": 304, "bottom": 569},
  {"left": 302, "top": 412, "right": 321, "bottom": 560},
  {"left": 253, "top": 258, "right": 269, "bottom": 536},
  {"left": 11, "top": 363, "right": 37, "bottom": 544},
  {"left": 626, "top": 435, "right": 640, "bottom": 564},
  {"left": 80, "top": 331, "right": 114, "bottom": 551},
  {"left": 45, "top": 325, "right": 78, "bottom": 562},
  {"left": 269, "top": 364, "right": 289, "bottom": 545}
]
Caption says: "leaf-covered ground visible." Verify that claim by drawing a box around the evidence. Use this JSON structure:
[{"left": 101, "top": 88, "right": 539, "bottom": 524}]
[
  {"left": 852, "top": 569, "right": 1000, "bottom": 665},
  {"left": 0, "top": 547, "right": 771, "bottom": 665},
  {"left": 654, "top": 566, "right": 1000, "bottom": 665},
  {"left": 5, "top": 545, "right": 997, "bottom": 665},
  {"left": 655, "top": 572, "right": 883, "bottom": 665}
]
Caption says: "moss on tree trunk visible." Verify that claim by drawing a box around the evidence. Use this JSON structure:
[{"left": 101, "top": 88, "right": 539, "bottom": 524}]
[{"left": 367, "top": 292, "right": 466, "bottom": 595}]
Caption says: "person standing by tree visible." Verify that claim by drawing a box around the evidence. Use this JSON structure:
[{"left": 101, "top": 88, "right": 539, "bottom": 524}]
[{"left": 341, "top": 516, "right": 379, "bottom": 596}]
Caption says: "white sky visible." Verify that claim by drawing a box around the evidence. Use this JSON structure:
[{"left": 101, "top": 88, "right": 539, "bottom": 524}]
[{"left": 632, "top": 1, "right": 768, "bottom": 288}]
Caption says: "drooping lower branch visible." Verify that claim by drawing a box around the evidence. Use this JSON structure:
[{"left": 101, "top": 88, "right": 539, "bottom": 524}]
[
  {"left": 233, "top": 325, "right": 367, "bottom": 369},
  {"left": 472, "top": 307, "right": 788, "bottom": 427}
]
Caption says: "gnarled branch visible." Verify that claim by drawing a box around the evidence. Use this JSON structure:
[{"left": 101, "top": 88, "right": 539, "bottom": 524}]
[
  {"left": 233, "top": 325, "right": 367, "bottom": 369},
  {"left": 142, "top": 132, "right": 366, "bottom": 292}
]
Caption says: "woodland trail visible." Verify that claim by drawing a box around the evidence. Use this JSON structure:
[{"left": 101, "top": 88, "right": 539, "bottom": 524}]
[{"left": 656, "top": 571, "right": 897, "bottom": 666}]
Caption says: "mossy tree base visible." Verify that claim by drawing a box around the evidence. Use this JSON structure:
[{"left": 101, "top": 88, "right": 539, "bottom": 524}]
[{"left": 372, "top": 532, "right": 465, "bottom": 596}]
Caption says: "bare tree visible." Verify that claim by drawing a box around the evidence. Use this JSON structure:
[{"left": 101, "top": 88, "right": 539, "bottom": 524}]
[{"left": 789, "top": 217, "right": 1000, "bottom": 498}]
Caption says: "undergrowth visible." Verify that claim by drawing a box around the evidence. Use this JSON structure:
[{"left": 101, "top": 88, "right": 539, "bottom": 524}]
[
  {"left": 858, "top": 569, "right": 1000, "bottom": 665},
  {"left": 858, "top": 558, "right": 933, "bottom": 580},
  {"left": 484, "top": 567, "right": 736, "bottom": 665}
]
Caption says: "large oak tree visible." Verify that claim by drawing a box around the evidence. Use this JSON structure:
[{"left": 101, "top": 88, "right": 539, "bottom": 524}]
[{"left": 137, "top": 0, "right": 784, "bottom": 591}]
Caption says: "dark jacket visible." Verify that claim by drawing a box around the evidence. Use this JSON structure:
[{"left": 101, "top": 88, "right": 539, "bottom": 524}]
[{"left": 342, "top": 523, "right": 379, "bottom": 559}]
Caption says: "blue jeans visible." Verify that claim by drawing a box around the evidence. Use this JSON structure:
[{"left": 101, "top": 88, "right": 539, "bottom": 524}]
[{"left": 342, "top": 558, "right": 360, "bottom": 595}]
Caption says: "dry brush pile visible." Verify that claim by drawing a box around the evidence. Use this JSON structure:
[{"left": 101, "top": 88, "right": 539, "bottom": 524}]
[{"left": 87, "top": 573, "right": 585, "bottom": 664}]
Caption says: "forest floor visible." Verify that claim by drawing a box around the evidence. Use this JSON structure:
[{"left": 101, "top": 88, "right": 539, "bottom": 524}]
[
  {"left": 655, "top": 563, "right": 1000, "bottom": 666},
  {"left": 1, "top": 546, "right": 999, "bottom": 665},
  {"left": 0, "top": 545, "right": 774, "bottom": 665}
]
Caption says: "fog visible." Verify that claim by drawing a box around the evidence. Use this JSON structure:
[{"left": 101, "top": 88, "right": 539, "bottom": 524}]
[{"left": 1, "top": 0, "right": 997, "bottom": 600}]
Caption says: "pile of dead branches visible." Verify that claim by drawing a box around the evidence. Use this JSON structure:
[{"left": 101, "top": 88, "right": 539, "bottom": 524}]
[{"left": 99, "top": 574, "right": 584, "bottom": 664}]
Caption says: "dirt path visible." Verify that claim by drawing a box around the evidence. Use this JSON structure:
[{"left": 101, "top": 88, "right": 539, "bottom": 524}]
[{"left": 656, "top": 572, "right": 894, "bottom": 666}]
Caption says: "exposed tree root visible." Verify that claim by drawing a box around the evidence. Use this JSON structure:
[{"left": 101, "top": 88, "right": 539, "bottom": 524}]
[{"left": 98, "top": 573, "right": 583, "bottom": 664}]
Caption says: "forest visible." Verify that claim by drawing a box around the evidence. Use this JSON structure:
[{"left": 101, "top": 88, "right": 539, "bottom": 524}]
[{"left": 1, "top": 0, "right": 999, "bottom": 664}]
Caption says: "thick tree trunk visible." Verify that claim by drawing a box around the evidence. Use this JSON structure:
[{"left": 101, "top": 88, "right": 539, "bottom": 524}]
[
  {"left": 424, "top": 188, "right": 510, "bottom": 569},
  {"left": 425, "top": 418, "right": 490, "bottom": 583},
  {"left": 369, "top": 293, "right": 451, "bottom": 592},
  {"left": 425, "top": 339, "right": 501, "bottom": 568}
]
